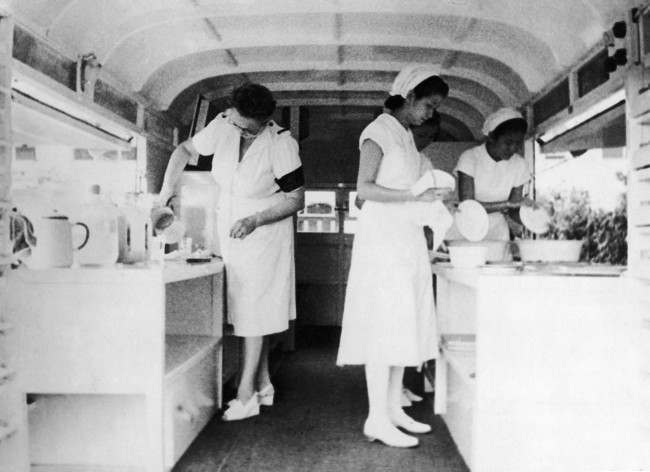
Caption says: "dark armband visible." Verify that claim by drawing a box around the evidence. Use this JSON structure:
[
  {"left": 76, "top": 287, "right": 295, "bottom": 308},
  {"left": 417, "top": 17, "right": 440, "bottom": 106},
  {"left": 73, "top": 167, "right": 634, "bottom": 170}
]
[{"left": 275, "top": 166, "right": 305, "bottom": 192}]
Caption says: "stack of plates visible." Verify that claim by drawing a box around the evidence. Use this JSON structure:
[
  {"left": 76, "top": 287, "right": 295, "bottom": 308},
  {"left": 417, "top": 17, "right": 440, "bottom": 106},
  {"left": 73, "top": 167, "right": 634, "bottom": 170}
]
[{"left": 441, "top": 334, "right": 476, "bottom": 351}]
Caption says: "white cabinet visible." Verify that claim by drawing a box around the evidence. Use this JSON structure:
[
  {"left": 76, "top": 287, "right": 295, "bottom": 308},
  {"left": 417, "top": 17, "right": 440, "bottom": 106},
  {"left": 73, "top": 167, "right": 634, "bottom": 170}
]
[
  {"left": 0, "top": 274, "right": 28, "bottom": 472},
  {"left": 433, "top": 266, "right": 644, "bottom": 472},
  {"left": 7, "top": 261, "right": 225, "bottom": 472}
]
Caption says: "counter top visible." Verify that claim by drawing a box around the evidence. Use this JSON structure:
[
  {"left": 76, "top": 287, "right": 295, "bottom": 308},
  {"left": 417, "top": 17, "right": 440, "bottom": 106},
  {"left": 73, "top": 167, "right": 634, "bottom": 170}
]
[
  {"left": 8, "top": 259, "right": 225, "bottom": 285},
  {"left": 432, "top": 262, "right": 625, "bottom": 288}
]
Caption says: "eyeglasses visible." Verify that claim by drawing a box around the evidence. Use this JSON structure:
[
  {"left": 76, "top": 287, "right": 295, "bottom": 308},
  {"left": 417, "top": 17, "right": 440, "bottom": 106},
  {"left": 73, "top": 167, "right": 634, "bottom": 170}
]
[{"left": 228, "top": 116, "right": 267, "bottom": 139}]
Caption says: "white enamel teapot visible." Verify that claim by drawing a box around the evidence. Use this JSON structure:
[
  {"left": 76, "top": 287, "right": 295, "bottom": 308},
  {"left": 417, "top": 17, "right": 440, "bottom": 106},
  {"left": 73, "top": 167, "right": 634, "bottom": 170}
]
[{"left": 13, "top": 212, "right": 89, "bottom": 269}]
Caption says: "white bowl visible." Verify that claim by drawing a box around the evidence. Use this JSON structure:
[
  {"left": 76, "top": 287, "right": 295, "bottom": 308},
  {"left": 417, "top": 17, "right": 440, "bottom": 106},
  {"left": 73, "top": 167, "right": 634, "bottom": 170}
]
[
  {"left": 516, "top": 239, "right": 584, "bottom": 262},
  {"left": 448, "top": 245, "right": 487, "bottom": 268},
  {"left": 447, "top": 239, "right": 512, "bottom": 263}
]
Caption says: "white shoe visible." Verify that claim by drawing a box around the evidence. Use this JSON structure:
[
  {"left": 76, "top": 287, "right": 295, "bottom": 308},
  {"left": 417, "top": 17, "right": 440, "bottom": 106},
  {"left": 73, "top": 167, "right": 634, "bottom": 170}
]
[
  {"left": 363, "top": 418, "right": 419, "bottom": 448},
  {"left": 402, "top": 387, "right": 423, "bottom": 402},
  {"left": 389, "top": 408, "right": 432, "bottom": 434},
  {"left": 222, "top": 395, "right": 260, "bottom": 421},
  {"left": 400, "top": 391, "right": 413, "bottom": 407},
  {"left": 257, "top": 383, "right": 275, "bottom": 406}
]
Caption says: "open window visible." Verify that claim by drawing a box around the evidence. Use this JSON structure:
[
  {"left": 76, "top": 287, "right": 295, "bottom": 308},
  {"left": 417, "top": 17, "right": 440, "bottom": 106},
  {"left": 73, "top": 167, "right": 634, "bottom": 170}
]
[{"left": 11, "top": 71, "right": 144, "bottom": 216}]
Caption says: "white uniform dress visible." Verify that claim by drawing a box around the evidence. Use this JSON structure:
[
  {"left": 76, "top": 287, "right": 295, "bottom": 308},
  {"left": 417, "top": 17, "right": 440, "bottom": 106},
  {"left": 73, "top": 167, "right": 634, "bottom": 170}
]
[
  {"left": 337, "top": 113, "right": 438, "bottom": 366},
  {"left": 191, "top": 111, "right": 303, "bottom": 337},
  {"left": 454, "top": 144, "right": 530, "bottom": 240}
]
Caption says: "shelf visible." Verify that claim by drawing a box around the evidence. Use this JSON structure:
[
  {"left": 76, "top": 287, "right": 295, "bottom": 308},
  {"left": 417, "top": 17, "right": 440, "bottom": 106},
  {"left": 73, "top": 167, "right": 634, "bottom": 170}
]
[
  {"left": 163, "top": 259, "right": 224, "bottom": 284},
  {"left": 165, "top": 335, "right": 220, "bottom": 380},
  {"left": 7, "top": 259, "right": 224, "bottom": 285}
]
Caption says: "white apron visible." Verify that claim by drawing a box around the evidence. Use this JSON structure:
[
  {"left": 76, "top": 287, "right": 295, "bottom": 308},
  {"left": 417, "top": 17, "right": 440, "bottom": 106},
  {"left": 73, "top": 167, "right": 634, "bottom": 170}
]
[
  {"left": 191, "top": 113, "right": 300, "bottom": 337},
  {"left": 337, "top": 114, "right": 438, "bottom": 366}
]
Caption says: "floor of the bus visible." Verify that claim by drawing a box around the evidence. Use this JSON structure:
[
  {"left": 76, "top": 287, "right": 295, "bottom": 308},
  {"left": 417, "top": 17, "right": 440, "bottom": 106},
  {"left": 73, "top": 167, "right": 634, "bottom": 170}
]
[{"left": 172, "top": 326, "right": 469, "bottom": 472}]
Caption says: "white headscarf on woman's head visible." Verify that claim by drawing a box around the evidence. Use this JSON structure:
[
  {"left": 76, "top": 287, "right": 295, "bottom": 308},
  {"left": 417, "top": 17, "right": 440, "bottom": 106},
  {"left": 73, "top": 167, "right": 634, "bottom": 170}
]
[
  {"left": 482, "top": 107, "right": 525, "bottom": 136},
  {"left": 389, "top": 63, "right": 442, "bottom": 98}
]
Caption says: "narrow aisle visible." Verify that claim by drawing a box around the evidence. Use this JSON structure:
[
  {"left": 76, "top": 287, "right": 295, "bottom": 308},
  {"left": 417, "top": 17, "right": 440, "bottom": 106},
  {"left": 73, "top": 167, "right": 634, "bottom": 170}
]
[{"left": 173, "top": 328, "right": 469, "bottom": 472}]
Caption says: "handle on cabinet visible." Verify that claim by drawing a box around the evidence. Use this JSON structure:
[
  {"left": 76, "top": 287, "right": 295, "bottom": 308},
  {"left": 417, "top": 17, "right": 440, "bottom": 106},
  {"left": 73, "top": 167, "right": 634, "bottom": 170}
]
[
  {"left": 0, "top": 322, "right": 12, "bottom": 334},
  {"left": 0, "top": 421, "right": 17, "bottom": 442},
  {"left": 0, "top": 364, "right": 15, "bottom": 383},
  {"left": 175, "top": 404, "right": 195, "bottom": 423}
]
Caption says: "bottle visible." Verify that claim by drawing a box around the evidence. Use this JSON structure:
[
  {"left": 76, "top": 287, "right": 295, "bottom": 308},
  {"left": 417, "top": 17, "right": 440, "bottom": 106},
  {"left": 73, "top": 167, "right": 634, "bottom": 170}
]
[
  {"left": 176, "top": 172, "right": 220, "bottom": 256},
  {"left": 117, "top": 192, "right": 150, "bottom": 264},
  {"left": 76, "top": 185, "right": 119, "bottom": 266}
]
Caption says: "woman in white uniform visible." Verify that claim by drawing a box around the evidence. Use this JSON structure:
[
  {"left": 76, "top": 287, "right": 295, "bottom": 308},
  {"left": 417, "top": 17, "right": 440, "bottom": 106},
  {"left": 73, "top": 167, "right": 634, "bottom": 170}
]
[
  {"left": 337, "top": 65, "right": 450, "bottom": 448},
  {"left": 158, "top": 83, "right": 305, "bottom": 421},
  {"left": 354, "top": 112, "right": 442, "bottom": 408},
  {"left": 454, "top": 108, "right": 531, "bottom": 240}
]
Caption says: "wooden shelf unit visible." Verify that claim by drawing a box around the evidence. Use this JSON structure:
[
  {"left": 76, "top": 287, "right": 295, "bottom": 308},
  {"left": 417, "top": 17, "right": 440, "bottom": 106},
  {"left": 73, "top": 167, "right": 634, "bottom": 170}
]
[{"left": 7, "top": 261, "right": 225, "bottom": 472}]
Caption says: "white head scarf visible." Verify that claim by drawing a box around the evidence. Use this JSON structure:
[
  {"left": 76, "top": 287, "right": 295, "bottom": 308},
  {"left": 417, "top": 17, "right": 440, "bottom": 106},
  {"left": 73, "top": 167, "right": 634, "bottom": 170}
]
[
  {"left": 389, "top": 64, "right": 442, "bottom": 98},
  {"left": 482, "top": 107, "right": 525, "bottom": 136}
]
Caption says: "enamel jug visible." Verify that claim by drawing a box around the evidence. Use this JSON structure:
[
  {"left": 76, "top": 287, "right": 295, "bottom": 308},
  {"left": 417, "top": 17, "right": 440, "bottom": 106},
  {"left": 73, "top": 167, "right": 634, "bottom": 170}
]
[{"left": 16, "top": 214, "right": 89, "bottom": 269}]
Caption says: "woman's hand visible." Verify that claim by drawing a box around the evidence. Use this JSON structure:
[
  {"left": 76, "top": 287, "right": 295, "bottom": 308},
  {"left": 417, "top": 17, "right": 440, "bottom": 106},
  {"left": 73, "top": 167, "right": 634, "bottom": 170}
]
[
  {"left": 520, "top": 197, "right": 541, "bottom": 209},
  {"left": 229, "top": 215, "right": 258, "bottom": 239},
  {"left": 416, "top": 187, "right": 452, "bottom": 203}
]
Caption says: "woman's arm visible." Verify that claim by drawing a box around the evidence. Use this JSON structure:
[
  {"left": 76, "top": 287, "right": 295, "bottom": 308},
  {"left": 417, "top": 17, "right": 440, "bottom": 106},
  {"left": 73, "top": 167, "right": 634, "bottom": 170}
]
[
  {"left": 229, "top": 187, "right": 305, "bottom": 239},
  {"left": 506, "top": 186, "right": 524, "bottom": 222},
  {"left": 158, "top": 139, "right": 198, "bottom": 205},
  {"left": 357, "top": 139, "right": 439, "bottom": 203},
  {"left": 458, "top": 171, "right": 521, "bottom": 213}
]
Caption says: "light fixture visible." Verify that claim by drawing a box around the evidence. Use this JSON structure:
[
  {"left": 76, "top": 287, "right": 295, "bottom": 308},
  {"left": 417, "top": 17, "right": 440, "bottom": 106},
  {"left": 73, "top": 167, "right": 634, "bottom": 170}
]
[
  {"left": 537, "top": 88, "right": 625, "bottom": 144},
  {"left": 12, "top": 74, "right": 134, "bottom": 144}
]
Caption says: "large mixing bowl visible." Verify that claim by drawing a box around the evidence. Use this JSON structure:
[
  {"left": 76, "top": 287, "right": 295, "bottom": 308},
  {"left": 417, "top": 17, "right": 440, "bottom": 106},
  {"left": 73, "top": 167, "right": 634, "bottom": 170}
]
[
  {"left": 448, "top": 245, "right": 487, "bottom": 268},
  {"left": 446, "top": 239, "right": 513, "bottom": 263},
  {"left": 515, "top": 239, "right": 584, "bottom": 262}
]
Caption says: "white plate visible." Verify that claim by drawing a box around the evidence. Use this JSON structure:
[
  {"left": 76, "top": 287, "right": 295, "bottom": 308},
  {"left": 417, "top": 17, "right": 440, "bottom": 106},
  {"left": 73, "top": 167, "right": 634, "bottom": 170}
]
[
  {"left": 431, "top": 169, "right": 456, "bottom": 190},
  {"left": 520, "top": 205, "right": 551, "bottom": 234},
  {"left": 454, "top": 200, "right": 488, "bottom": 242}
]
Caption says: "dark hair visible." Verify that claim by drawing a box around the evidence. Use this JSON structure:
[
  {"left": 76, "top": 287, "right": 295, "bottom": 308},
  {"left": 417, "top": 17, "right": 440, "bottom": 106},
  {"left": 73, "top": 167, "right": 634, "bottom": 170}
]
[
  {"left": 423, "top": 110, "right": 441, "bottom": 128},
  {"left": 412, "top": 111, "right": 442, "bottom": 151},
  {"left": 384, "top": 75, "right": 450, "bottom": 111},
  {"left": 231, "top": 83, "right": 276, "bottom": 120},
  {"left": 490, "top": 118, "right": 527, "bottom": 140}
]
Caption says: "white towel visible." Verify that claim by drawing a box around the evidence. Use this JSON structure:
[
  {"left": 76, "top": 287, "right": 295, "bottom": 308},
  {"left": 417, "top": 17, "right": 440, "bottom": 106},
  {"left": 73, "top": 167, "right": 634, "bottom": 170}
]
[
  {"left": 390, "top": 64, "right": 442, "bottom": 98},
  {"left": 408, "top": 200, "right": 454, "bottom": 252}
]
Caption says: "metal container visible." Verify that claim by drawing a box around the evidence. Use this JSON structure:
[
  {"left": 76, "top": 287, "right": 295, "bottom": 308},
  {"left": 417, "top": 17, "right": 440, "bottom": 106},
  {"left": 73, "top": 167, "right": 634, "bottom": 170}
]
[
  {"left": 447, "top": 239, "right": 513, "bottom": 263},
  {"left": 516, "top": 239, "right": 584, "bottom": 262}
]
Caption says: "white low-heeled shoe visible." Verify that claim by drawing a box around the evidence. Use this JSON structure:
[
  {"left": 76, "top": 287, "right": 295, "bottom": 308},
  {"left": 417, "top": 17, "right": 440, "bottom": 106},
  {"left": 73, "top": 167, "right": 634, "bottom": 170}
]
[
  {"left": 389, "top": 408, "right": 432, "bottom": 434},
  {"left": 257, "top": 383, "right": 275, "bottom": 406},
  {"left": 222, "top": 394, "right": 260, "bottom": 421},
  {"left": 402, "top": 387, "right": 423, "bottom": 403},
  {"left": 363, "top": 418, "right": 419, "bottom": 448}
]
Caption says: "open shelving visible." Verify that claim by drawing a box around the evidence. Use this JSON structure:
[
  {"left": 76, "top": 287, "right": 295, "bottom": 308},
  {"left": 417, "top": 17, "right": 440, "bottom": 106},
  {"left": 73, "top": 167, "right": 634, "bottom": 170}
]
[
  {"left": 165, "top": 334, "right": 220, "bottom": 379},
  {"left": 7, "top": 261, "right": 225, "bottom": 472}
]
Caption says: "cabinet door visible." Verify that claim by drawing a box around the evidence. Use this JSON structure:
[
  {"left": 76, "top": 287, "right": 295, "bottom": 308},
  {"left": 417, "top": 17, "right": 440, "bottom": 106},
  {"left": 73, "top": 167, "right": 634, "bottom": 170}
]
[{"left": 295, "top": 187, "right": 355, "bottom": 326}]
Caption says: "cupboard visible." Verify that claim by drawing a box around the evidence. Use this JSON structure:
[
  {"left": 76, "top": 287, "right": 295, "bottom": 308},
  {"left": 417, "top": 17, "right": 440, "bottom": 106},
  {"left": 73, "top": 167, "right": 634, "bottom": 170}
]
[{"left": 7, "top": 261, "right": 224, "bottom": 471}]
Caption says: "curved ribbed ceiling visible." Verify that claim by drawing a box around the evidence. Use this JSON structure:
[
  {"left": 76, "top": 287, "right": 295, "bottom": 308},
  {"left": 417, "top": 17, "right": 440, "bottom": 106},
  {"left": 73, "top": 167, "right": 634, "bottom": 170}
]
[{"left": 14, "top": 0, "right": 630, "bottom": 137}]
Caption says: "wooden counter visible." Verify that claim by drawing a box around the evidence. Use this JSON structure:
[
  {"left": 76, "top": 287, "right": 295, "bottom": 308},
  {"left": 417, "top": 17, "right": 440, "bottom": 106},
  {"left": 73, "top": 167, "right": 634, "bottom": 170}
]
[
  {"left": 7, "top": 260, "right": 225, "bottom": 472},
  {"left": 432, "top": 263, "right": 645, "bottom": 472}
]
